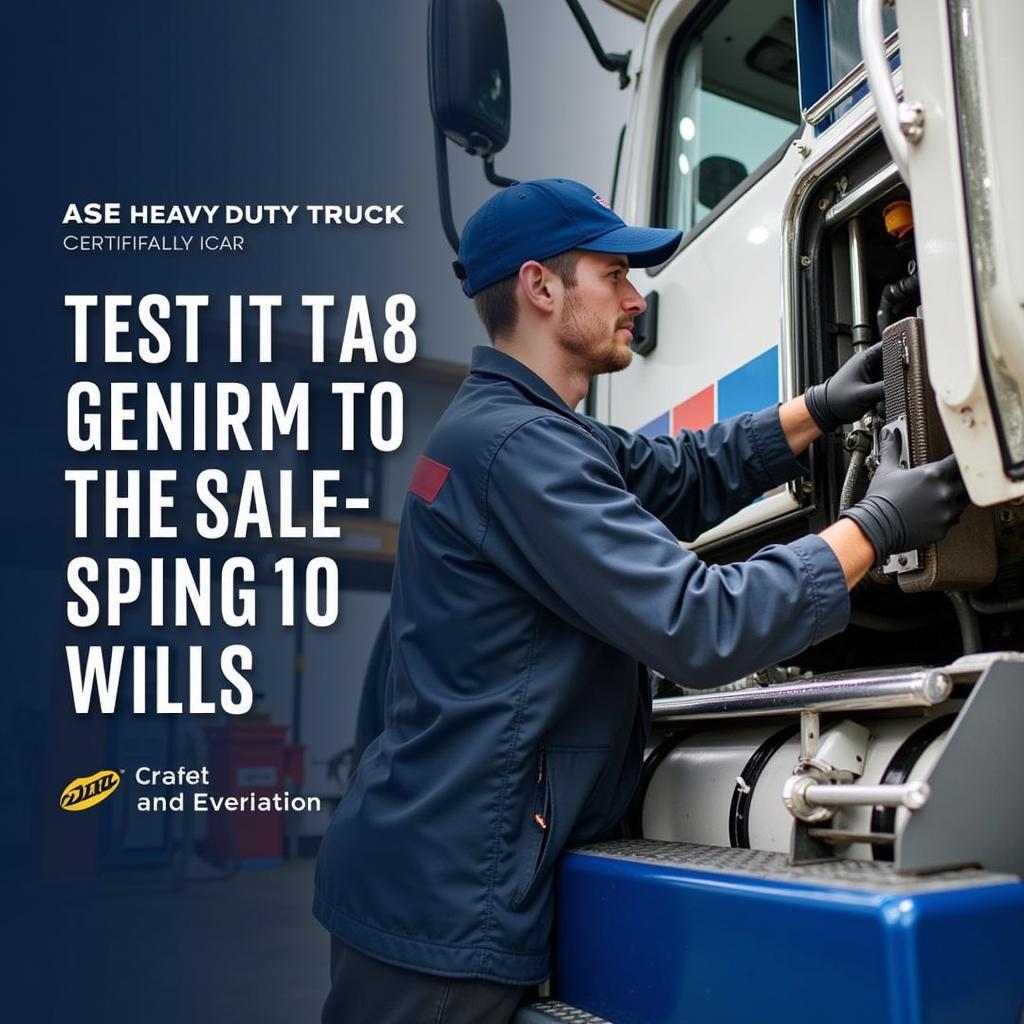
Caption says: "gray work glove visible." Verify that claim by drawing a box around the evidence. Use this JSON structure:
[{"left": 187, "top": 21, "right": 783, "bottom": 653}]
[
  {"left": 804, "top": 342, "right": 885, "bottom": 432},
  {"left": 840, "top": 428, "right": 970, "bottom": 561}
]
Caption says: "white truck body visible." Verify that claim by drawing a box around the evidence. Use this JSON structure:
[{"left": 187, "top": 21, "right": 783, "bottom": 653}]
[{"left": 599, "top": 0, "right": 1024, "bottom": 524}]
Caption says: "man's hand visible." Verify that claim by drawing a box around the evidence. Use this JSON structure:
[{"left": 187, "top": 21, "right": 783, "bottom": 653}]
[
  {"left": 839, "top": 429, "right": 970, "bottom": 561},
  {"left": 804, "top": 342, "right": 885, "bottom": 432}
]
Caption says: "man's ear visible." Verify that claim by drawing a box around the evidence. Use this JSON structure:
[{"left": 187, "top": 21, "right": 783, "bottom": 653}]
[{"left": 518, "top": 260, "right": 559, "bottom": 316}]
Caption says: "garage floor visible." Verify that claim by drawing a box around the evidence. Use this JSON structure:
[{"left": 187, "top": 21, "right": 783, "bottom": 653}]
[{"left": 16, "top": 857, "right": 327, "bottom": 1023}]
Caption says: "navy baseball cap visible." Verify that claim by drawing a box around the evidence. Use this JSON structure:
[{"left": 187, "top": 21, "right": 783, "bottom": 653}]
[{"left": 453, "top": 178, "right": 683, "bottom": 297}]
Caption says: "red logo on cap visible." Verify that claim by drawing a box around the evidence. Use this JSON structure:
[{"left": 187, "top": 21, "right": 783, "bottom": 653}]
[{"left": 592, "top": 194, "right": 611, "bottom": 209}]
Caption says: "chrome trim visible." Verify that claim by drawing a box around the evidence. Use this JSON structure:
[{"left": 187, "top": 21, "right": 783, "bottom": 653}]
[
  {"left": 780, "top": 91, "right": 897, "bottom": 417},
  {"left": 782, "top": 72, "right": 905, "bottom": 504},
  {"left": 782, "top": 99, "right": 888, "bottom": 516},
  {"left": 803, "top": 781, "right": 930, "bottom": 810},
  {"left": 803, "top": 29, "right": 900, "bottom": 128},
  {"left": 848, "top": 216, "right": 870, "bottom": 338},
  {"left": 824, "top": 162, "right": 902, "bottom": 225},
  {"left": 652, "top": 670, "right": 953, "bottom": 722},
  {"left": 859, "top": 0, "right": 911, "bottom": 181}
]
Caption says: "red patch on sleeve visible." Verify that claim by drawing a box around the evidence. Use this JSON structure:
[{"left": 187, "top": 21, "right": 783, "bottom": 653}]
[{"left": 409, "top": 456, "right": 451, "bottom": 503}]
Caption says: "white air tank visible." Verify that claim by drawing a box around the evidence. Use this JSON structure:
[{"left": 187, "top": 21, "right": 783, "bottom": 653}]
[{"left": 642, "top": 713, "right": 953, "bottom": 859}]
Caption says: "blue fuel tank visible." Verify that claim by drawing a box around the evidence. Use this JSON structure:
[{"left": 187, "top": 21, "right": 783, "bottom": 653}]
[{"left": 554, "top": 841, "right": 1024, "bottom": 1023}]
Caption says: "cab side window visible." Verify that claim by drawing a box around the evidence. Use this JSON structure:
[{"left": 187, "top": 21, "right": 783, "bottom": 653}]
[
  {"left": 824, "top": 0, "right": 897, "bottom": 121},
  {"left": 826, "top": 0, "right": 896, "bottom": 84},
  {"left": 658, "top": 0, "right": 800, "bottom": 234}
]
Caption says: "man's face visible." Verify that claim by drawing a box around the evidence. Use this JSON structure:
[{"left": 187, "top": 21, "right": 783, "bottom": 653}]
[{"left": 555, "top": 252, "right": 647, "bottom": 376}]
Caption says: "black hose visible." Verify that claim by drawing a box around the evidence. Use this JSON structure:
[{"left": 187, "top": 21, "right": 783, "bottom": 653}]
[
  {"left": 968, "top": 593, "right": 1024, "bottom": 614},
  {"left": 840, "top": 447, "right": 867, "bottom": 510},
  {"left": 947, "top": 591, "right": 982, "bottom": 654},
  {"left": 877, "top": 273, "right": 920, "bottom": 334}
]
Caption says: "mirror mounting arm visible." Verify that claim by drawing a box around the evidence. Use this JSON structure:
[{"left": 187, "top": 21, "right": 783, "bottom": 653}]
[
  {"left": 432, "top": 129, "right": 521, "bottom": 257},
  {"left": 434, "top": 124, "right": 461, "bottom": 254},
  {"left": 483, "top": 157, "right": 518, "bottom": 189},
  {"left": 564, "top": 0, "right": 632, "bottom": 89}
]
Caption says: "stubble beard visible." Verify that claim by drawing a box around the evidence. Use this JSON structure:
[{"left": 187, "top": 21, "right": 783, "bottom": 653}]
[{"left": 555, "top": 287, "right": 633, "bottom": 376}]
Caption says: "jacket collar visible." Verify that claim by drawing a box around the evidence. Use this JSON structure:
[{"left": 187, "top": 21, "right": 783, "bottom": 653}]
[{"left": 470, "top": 345, "right": 577, "bottom": 416}]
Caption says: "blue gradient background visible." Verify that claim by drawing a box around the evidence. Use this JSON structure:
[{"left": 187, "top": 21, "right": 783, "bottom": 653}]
[{"left": 3, "top": 2, "right": 638, "bottom": 1019}]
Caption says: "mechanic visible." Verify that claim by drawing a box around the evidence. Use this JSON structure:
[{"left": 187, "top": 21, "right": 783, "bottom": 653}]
[{"left": 314, "top": 179, "right": 967, "bottom": 1024}]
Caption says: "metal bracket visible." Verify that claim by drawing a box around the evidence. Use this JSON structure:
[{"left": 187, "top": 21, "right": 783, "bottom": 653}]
[
  {"left": 898, "top": 101, "right": 925, "bottom": 144},
  {"left": 798, "top": 710, "right": 821, "bottom": 765},
  {"left": 563, "top": 0, "right": 631, "bottom": 89},
  {"left": 897, "top": 659, "right": 1024, "bottom": 874},
  {"left": 798, "top": 715, "right": 870, "bottom": 775},
  {"left": 791, "top": 819, "right": 838, "bottom": 864},
  {"left": 881, "top": 415, "right": 922, "bottom": 574}
]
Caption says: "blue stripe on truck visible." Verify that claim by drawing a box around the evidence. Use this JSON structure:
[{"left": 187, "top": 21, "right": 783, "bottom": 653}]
[{"left": 716, "top": 347, "right": 779, "bottom": 421}]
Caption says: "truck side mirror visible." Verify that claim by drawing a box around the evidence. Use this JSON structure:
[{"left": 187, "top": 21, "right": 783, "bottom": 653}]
[{"left": 428, "top": 0, "right": 511, "bottom": 157}]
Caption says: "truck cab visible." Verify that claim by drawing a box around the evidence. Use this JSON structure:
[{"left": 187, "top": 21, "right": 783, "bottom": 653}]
[
  {"left": 430, "top": 2, "right": 1024, "bottom": 1020},
  {"left": 604, "top": 0, "right": 1023, "bottom": 585}
]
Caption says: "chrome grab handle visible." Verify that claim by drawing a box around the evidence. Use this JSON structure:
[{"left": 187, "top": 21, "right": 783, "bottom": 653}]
[{"left": 858, "top": 0, "right": 923, "bottom": 184}]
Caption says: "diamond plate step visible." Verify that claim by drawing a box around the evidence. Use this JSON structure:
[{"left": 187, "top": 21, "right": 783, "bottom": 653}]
[
  {"left": 514, "top": 999, "right": 615, "bottom": 1023},
  {"left": 570, "top": 838, "right": 1017, "bottom": 893}
]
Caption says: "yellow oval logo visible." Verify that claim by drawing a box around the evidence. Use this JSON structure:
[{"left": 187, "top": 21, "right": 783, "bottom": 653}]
[{"left": 60, "top": 770, "right": 121, "bottom": 811}]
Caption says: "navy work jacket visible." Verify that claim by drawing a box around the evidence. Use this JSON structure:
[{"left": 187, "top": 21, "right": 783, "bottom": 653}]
[{"left": 314, "top": 346, "right": 849, "bottom": 985}]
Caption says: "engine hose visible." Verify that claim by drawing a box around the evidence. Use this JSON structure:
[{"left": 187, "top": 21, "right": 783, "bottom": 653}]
[
  {"left": 840, "top": 446, "right": 867, "bottom": 510},
  {"left": 876, "top": 273, "right": 920, "bottom": 334},
  {"left": 947, "top": 591, "right": 982, "bottom": 654},
  {"left": 968, "top": 594, "right": 1024, "bottom": 614}
]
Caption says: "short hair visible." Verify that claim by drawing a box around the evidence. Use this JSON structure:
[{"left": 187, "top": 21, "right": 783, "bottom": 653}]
[{"left": 472, "top": 250, "right": 580, "bottom": 342}]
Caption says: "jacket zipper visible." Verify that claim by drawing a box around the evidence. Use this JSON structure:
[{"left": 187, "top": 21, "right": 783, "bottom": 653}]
[
  {"left": 513, "top": 750, "right": 552, "bottom": 908},
  {"left": 534, "top": 750, "right": 547, "bottom": 830}
]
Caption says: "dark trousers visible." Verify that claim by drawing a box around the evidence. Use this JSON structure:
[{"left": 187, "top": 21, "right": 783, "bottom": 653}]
[{"left": 322, "top": 938, "right": 528, "bottom": 1024}]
